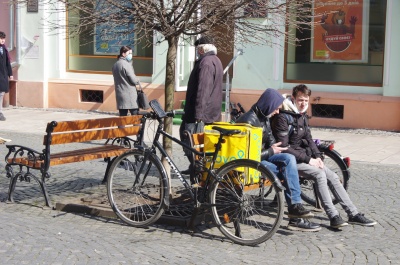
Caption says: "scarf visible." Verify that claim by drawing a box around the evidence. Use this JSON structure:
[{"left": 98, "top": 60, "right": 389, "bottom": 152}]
[{"left": 0, "top": 44, "right": 11, "bottom": 61}]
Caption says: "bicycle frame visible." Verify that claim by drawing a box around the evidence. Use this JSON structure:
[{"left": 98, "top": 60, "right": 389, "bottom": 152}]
[{"left": 139, "top": 115, "right": 230, "bottom": 205}]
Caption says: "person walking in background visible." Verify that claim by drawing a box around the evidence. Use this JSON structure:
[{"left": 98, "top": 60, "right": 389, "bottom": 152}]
[
  {"left": 272, "top": 84, "right": 377, "bottom": 229},
  {"left": 236, "top": 88, "right": 320, "bottom": 232},
  {"left": 112, "top": 46, "right": 140, "bottom": 116},
  {"left": 0, "top": 31, "right": 13, "bottom": 121},
  {"left": 180, "top": 36, "right": 223, "bottom": 174}
]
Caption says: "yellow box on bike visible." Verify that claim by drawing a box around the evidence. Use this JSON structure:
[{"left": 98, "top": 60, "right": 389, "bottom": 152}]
[{"left": 203, "top": 122, "right": 262, "bottom": 185}]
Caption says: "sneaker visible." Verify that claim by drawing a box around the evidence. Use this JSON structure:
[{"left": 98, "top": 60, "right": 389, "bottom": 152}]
[
  {"left": 0, "top": 113, "right": 5, "bottom": 121},
  {"left": 288, "top": 203, "right": 314, "bottom": 218},
  {"left": 348, "top": 213, "right": 377, "bottom": 226},
  {"left": 330, "top": 215, "right": 349, "bottom": 228},
  {"left": 287, "top": 218, "right": 321, "bottom": 232}
]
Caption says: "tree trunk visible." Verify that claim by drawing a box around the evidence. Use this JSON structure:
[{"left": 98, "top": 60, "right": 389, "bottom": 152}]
[{"left": 163, "top": 36, "right": 178, "bottom": 189}]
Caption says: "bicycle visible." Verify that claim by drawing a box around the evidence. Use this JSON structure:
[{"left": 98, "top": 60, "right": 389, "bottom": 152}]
[
  {"left": 229, "top": 102, "right": 351, "bottom": 208},
  {"left": 106, "top": 99, "right": 285, "bottom": 246}
]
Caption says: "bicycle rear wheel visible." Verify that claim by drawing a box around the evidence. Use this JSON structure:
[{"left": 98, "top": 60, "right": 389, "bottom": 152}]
[
  {"left": 300, "top": 148, "right": 350, "bottom": 206},
  {"left": 107, "top": 149, "right": 168, "bottom": 227},
  {"left": 209, "top": 159, "right": 284, "bottom": 246}
]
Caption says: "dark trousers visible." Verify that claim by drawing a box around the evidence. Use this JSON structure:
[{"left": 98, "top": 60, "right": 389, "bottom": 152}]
[{"left": 119, "top": 109, "right": 139, "bottom": 116}]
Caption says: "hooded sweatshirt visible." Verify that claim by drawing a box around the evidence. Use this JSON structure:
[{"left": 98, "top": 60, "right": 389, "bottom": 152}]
[{"left": 236, "top": 88, "right": 284, "bottom": 160}]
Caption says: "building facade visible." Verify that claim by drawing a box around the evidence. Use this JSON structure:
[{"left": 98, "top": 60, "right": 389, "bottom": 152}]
[{"left": 1, "top": 0, "right": 399, "bottom": 131}]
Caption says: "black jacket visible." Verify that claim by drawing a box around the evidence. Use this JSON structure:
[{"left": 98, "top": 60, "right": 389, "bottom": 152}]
[
  {"left": 236, "top": 105, "right": 276, "bottom": 160},
  {"left": 183, "top": 51, "right": 223, "bottom": 123},
  {"left": 0, "top": 46, "right": 12, "bottom": 93},
  {"left": 272, "top": 110, "right": 321, "bottom": 164}
]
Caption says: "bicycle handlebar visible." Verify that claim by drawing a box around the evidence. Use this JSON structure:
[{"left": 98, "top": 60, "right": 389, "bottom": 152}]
[{"left": 139, "top": 99, "right": 185, "bottom": 120}]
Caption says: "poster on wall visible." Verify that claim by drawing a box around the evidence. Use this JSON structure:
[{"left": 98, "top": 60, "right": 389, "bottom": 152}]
[
  {"left": 94, "top": 0, "right": 135, "bottom": 55},
  {"left": 311, "top": 0, "right": 369, "bottom": 63}
]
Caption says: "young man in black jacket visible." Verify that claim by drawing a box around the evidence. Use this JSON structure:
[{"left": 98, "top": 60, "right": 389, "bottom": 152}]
[
  {"left": 272, "top": 84, "right": 376, "bottom": 229},
  {"left": 236, "top": 88, "right": 320, "bottom": 232}
]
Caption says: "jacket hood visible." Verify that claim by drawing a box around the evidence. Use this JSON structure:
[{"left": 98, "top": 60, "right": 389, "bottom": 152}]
[
  {"left": 255, "top": 88, "right": 284, "bottom": 116},
  {"left": 282, "top": 96, "right": 299, "bottom": 113}
]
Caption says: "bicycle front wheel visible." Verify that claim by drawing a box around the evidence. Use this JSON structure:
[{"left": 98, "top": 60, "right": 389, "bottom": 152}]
[
  {"left": 300, "top": 148, "right": 350, "bottom": 206},
  {"left": 107, "top": 149, "right": 168, "bottom": 227},
  {"left": 209, "top": 159, "right": 284, "bottom": 246}
]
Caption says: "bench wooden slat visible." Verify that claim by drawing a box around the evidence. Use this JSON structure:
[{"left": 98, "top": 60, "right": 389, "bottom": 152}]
[
  {"left": 8, "top": 145, "right": 129, "bottom": 168},
  {"left": 51, "top": 115, "right": 142, "bottom": 132},
  {"left": 49, "top": 146, "right": 128, "bottom": 166},
  {"left": 47, "top": 126, "right": 140, "bottom": 145}
]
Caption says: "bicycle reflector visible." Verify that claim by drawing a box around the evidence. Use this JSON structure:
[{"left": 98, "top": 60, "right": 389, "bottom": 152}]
[
  {"left": 328, "top": 143, "right": 335, "bottom": 150},
  {"left": 343, "top": 157, "right": 351, "bottom": 168}
]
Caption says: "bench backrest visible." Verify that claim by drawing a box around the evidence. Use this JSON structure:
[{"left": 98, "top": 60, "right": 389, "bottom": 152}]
[{"left": 44, "top": 115, "right": 143, "bottom": 145}]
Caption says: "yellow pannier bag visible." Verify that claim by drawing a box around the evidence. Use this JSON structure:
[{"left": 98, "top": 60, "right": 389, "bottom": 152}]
[{"left": 203, "top": 122, "right": 262, "bottom": 185}]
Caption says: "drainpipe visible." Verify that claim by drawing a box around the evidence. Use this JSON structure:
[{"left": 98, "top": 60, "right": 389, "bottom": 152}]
[
  {"left": 8, "top": 5, "right": 14, "bottom": 51},
  {"left": 10, "top": 3, "right": 21, "bottom": 68}
]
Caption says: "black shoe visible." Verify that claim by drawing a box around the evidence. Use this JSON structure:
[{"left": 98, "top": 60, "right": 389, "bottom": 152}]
[
  {"left": 288, "top": 203, "right": 314, "bottom": 218},
  {"left": 330, "top": 215, "right": 348, "bottom": 228},
  {"left": 348, "top": 213, "right": 377, "bottom": 226},
  {"left": 181, "top": 168, "right": 191, "bottom": 175},
  {"left": 287, "top": 218, "right": 321, "bottom": 232}
]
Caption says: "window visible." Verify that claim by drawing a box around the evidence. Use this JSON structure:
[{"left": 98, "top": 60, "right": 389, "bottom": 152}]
[
  {"left": 285, "top": 0, "right": 386, "bottom": 86},
  {"left": 67, "top": 1, "right": 153, "bottom": 75}
]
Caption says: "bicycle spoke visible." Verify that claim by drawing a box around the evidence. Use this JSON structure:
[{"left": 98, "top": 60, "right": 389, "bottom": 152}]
[
  {"left": 210, "top": 159, "right": 284, "bottom": 246},
  {"left": 107, "top": 149, "right": 167, "bottom": 227}
]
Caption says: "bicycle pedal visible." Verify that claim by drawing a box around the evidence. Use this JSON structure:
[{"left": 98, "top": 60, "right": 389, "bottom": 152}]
[
  {"left": 312, "top": 207, "right": 324, "bottom": 212},
  {"left": 191, "top": 183, "right": 201, "bottom": 188}
]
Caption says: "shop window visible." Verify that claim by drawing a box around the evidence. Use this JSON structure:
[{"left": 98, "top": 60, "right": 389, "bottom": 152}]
[
  {"left": 285, "top": 0, "right": 387, "bottom": 86},
  {"left": 67, "top": 2, "right": 153, "bottom": 76}
]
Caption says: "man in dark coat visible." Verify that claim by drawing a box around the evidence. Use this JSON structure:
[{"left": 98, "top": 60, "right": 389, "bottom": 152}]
[
  {"left": 180, "top": 36, "right": 223, "bottom": 173},
  {"left": 0, "top": 31, "right": 13, "bottom": 121}
]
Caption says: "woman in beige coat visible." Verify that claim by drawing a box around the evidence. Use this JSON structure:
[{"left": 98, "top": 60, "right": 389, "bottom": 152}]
[{"left": 112, "top": 46, "right": 140, "bottom": 116}]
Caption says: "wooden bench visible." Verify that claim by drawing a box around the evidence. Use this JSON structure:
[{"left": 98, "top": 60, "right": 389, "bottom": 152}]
[{"left": 5, "top": 115, "right": 144, "bottom": 207}]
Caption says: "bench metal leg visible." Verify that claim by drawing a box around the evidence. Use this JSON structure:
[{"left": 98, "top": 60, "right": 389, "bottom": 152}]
[
  {"left": 6, "top": 165, "right": 17, "bottom": 203},
  {"left": 6, "top": 165, "right": 52, "bottom": 207},
  {"left": 313, "top": 182, "right": 322, "bottom": 210},
  {"left": 102, "top": 157, "right": 117, "bottom": 184}
]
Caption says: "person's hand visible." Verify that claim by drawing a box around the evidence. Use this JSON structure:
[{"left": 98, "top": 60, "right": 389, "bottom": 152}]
[
  {"left": 309, "top": 158, "right": 324, "bottom": 169},
  {"left": 271, "top": 142, "right": 288, "bottom": 154},
  {"left": 9, "top": 76, "right": 13, "bottom": 80}
]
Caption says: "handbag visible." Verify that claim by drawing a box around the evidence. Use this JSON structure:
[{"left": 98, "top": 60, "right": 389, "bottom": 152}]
[{"left": 137, "top": 83, "right": 150, "bottom": 110}]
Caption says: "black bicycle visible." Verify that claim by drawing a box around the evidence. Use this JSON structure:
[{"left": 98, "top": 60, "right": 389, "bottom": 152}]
[{"left": 106, "top": 99, "right": 285, "bottom": 246}]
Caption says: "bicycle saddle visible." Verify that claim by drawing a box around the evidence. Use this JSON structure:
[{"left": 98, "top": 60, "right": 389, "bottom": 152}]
[{"left": 211, "top": 126, "right": 241, "bottom": 136}]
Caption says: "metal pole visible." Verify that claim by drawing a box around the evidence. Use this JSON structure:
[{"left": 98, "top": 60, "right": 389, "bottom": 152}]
[
  {"left": 223, "top": 49, "right": 242, "bottom": 122},
  {"left": 225, "top": 72, "right": 230, "bottom": 122}
]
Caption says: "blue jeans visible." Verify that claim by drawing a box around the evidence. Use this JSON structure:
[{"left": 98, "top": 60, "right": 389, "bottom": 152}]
[{"left": 261, "top": 153, "right": 302, "bottom": 206}]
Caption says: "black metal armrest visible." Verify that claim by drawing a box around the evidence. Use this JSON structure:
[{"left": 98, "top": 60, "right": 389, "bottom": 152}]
[{"left": 5, "top": 144, "right": 44, "bottom": 166}]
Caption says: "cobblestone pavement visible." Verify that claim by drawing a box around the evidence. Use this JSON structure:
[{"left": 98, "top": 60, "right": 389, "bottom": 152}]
[{"left": 1, "top": 130, "right": 400, "bottom": 264}]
